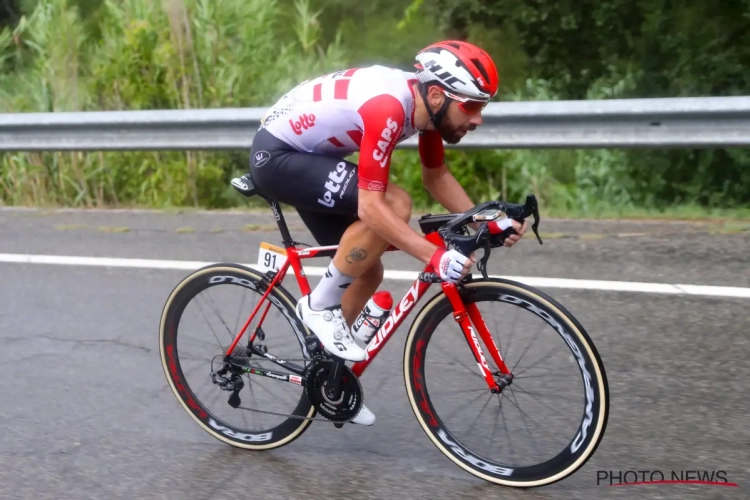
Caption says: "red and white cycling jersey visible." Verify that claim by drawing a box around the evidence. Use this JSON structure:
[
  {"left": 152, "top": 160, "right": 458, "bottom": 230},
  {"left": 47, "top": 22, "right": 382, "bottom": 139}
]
[{"left": 259, "top": 65, "right": 445, "bottom": 192}]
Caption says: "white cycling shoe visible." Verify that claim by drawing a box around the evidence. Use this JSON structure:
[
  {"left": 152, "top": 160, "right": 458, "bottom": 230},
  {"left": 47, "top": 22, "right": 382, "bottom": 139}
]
[
  {"left": 295, "top": 295, "right": 366, "bottom": 362},
  {"left": 295, "top": 296, "right": 376, "bottom": 426},
  {"left": 350, "top": 404, "right": 376, "bottom": 426}
]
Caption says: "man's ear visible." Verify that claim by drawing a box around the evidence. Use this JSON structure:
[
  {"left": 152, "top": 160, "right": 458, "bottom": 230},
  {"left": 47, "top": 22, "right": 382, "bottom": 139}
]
[{"left": 427, "top": 85, "right": 445, "bottom": 109}]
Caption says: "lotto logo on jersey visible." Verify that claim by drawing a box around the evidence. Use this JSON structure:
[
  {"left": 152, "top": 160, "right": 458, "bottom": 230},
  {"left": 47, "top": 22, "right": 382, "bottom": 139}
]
[
  {"left": 290, "top": 113, "right": 316, "bottom": 135},
  {"left": 372, "top": 117, "right": 401, "bottom": 167},
  {"left": 318, "top": 162, "right": 353, "bottom": 208}
]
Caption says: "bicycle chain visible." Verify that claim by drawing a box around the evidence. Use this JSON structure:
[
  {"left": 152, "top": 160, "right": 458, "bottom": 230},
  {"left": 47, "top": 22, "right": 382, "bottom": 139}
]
[{"left": 223, "top": 352, "right": 361, "bottom": 424}]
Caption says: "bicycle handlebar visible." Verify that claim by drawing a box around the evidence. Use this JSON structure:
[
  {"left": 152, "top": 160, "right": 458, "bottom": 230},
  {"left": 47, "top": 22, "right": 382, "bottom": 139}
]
[{"left": 420, "top": 194, "right": 544, "bottom": 282}]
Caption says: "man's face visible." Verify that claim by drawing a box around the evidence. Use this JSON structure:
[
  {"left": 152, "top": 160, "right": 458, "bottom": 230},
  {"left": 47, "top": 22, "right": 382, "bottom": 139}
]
[{"left": 434, "top": 93, "right": 486, "bottom": 145}]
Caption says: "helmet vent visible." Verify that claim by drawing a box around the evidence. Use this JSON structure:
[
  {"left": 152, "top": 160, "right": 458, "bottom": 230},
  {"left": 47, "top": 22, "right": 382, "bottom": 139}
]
[{"left": 471, "top": 58, "right": 491, "bottom": 86}]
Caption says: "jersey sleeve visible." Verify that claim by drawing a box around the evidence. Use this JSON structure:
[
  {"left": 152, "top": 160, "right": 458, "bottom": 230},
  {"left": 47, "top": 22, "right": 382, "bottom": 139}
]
[
  {"left": 356, "top": 94, "right": 406, "bottom": 192},
  {"left": 418, "top": 130, "right": 445, "bottom": 169}
]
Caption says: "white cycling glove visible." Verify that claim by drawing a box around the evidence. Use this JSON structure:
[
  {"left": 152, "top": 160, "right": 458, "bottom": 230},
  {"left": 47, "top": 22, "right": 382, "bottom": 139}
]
[
  {"left": 488, "top": 217, "right": 515, "bottom": 234},
  {"left": 430, "top": 248, "right": 470, "bottom": 283}
]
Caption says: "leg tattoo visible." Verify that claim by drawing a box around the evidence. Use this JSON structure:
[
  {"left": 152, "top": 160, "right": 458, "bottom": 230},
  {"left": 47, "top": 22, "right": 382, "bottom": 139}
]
[{"left": 345, "top": 247, "right": 368, "bottom": 265}]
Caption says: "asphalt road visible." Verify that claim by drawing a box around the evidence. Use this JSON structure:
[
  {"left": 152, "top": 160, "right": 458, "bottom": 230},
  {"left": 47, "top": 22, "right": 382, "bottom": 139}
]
[{"left": 1, "top": 207, "right": 748, "bottom": 500}]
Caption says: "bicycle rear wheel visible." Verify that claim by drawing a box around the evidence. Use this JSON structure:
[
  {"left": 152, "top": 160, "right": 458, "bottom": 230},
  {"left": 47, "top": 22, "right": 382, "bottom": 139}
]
[
  {"left": 159, "top": 263, "right": 315, "bottom": 450},
  {"left": 403, "top": 278, "right": 609, "bottom": 487}
]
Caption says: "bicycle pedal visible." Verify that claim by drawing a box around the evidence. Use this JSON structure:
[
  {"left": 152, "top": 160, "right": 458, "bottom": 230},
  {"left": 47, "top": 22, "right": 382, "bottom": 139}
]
[
  {"left": 304, "top": 335, "right": 324, "bottom": 355},
  {"left": 333, "top": 422, "right": 344, "bottom": 429}
]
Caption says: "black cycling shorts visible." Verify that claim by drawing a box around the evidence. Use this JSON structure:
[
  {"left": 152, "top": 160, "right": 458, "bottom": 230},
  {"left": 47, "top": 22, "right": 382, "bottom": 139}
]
[{"left": 248, "top": 127, "right": 360, "bottom": 246}]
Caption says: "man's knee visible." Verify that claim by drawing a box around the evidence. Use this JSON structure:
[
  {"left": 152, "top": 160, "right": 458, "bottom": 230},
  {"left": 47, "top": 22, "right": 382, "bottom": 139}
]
[{"left": 384, "top": 184, "right": 413, "bottom": 223}]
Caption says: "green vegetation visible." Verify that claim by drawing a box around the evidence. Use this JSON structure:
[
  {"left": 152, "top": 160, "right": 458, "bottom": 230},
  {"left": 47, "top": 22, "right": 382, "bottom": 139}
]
[{"left": 0, "top": 0, "right": 748, "bottom": 220}]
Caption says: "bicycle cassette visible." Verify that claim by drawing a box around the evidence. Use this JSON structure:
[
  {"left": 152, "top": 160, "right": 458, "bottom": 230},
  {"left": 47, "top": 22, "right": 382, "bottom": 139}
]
[{"left": 305, "top": 359, "right": 363, "bottom": 423}]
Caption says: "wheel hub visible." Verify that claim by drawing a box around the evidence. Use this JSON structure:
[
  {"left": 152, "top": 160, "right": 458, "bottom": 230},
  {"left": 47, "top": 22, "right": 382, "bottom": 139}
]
[{"left": 491, "top": 372, "right": 514, "bottom": 393}]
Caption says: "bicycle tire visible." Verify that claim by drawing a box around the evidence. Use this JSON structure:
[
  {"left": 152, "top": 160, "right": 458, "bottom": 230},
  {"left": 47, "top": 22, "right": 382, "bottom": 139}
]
[
  {"left": 159, "top": 263, "right": 316, "bottom": 450},
  {"left": 403, "top": 278, "right": 609, "bottom": 487}
]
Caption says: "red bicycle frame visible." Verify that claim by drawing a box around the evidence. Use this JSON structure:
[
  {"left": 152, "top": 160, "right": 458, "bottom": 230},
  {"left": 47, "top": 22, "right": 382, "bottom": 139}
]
[{"left": 223, "top": 231, "right": 511, "bottom": 390}]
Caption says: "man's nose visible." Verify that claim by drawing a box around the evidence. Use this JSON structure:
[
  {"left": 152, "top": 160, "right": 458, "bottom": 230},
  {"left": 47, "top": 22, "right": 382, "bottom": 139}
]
[{"left": 469, "top": 113, "right": 483, "bottom": 127}]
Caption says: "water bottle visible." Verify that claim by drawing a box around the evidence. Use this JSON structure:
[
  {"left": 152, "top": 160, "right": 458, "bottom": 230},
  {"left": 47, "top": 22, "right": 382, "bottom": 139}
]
[{"left": 352, "top": 291, "right": 393, "bottom": 344}]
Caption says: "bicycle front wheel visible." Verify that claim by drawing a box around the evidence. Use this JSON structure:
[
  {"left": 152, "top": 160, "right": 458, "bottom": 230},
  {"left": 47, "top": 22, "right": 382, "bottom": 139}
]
[{"left": 403, "top": 278, "right": 609, "bottom": 487}]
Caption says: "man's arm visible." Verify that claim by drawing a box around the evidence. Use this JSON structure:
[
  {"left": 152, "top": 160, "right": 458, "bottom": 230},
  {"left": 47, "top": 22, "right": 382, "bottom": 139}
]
[
  {"left": 355, "top": 96, "right": 442, "bottom": 264},
  {"left": 419, "top": 132, "right": 528, "bottom": 243},
  {"left": 421, "top": 162, "right": 476, "bottom": 215},
  {"left": 418, "top": 130, "right": 475, "bottom": 214},
  {"left": 358, "top": 190, "right": 439, "bottom": 264}
]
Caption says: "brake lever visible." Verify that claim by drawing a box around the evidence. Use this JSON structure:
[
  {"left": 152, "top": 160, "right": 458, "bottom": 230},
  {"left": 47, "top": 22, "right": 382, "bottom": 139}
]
[
  {"left": 476, "top": 236, "right": 491, "bottom": 279},
  {"left": 504, "top": 194, "right": 543, "bottom": 245},
  {"left": 526, "top": 194, "right": 543, "bottom": 245}
]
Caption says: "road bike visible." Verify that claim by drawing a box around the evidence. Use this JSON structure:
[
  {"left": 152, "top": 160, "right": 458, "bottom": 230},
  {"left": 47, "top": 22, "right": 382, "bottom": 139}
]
[{"left": 159, "top": 173, "right": 609, "bottom": 488}]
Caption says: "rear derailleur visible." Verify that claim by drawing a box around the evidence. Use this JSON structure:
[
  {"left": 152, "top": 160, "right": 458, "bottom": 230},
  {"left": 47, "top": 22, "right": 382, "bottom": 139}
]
[{"left": 211, "top": 363, "right": 245, "bottom": 408}]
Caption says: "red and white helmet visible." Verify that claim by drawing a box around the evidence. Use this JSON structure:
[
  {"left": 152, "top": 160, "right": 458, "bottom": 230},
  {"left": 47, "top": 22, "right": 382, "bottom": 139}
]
[{"left": 414, "top": 40, "right": 499, "bottom": 102}]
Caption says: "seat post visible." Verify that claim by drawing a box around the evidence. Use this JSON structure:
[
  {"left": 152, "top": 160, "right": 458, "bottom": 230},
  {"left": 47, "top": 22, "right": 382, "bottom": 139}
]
[{"left": 265, "top": 198, "right": 295, "bottom": 248}]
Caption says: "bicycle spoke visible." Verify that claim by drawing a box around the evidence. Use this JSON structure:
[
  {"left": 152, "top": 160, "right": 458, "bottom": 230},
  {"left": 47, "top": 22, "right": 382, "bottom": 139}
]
[
  {"left": 509, "top": 321, "right": 547, "bottom": 374},
  {"left": 202, "top": 385, "right": 225, "bottom": 409},
  {"left": 499, "top": 305, "right": 520, "bottom": 362},
  {"left": 464, "top": 393, "right": 496, "bottom": 432},
  {"left": 193, "top": 296, "right": 229, "bottom": 349},
  {"left": 510, "top": 385, "right": 572, "bottom": 415},
  {"left": 490, "top": 396, "right": 503, "bottom": 444},
  {"left": 248, "top": 375, "right": 294, "bottom": 402},
  {"left": 504, "top": 389, "right": 563, "bottom": 445},
  {"left": 439, "top": 387, "right": 490, "bottom": 396},
  {"left": 513, "top": 346, "right": 565, "bottom": 378},
  {"left": 431, "top": 332, "right": 485, "bottom": 381},
  {"left": 437, "top": 388, "right": 489, "bottom": 423},
  {"left": 180, "top": 358, "right": 212, "bottom": 378},
  {"left": 245, "top": 374, "right": 264, "bottom": 430},
  {"left": 234, "top": 290, "right": 250, "bottom": 338},
  {"left": 498, "top": 394, "right": 516, "bottom": 459},
  {"left": 505, "top": 389, "right": 545, "bottom": 459},
  {"left": 241, "top": 399, "right": 253, "bottom": 430},
  {"left": 513, "top": 367, "right": 560, "bottom": 380},
  {"left": 179, "top": 335, "right": 224, "bottom": 350},
  {"left": 201, "top": 289, "right": 237, "bottom": 341}
]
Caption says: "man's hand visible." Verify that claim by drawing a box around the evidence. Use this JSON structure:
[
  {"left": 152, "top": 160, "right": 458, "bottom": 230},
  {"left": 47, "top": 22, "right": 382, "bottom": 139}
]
[
  {"left": 488, "top": 219, "right": 528, "bottom": 248},
  {"left": 430, "top": 248, "right": 477, "bottom": 283}
]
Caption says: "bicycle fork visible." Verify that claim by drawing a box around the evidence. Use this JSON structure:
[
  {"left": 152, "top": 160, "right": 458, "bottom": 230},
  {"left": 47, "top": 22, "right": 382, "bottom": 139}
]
[{"left": 441, "top": 283, "right": 513, "bottom": 393}]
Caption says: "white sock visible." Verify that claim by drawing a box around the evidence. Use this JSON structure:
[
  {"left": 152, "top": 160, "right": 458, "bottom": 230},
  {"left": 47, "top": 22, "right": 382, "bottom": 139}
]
[{"left": 309, "top": 261, "right": 354, "bottom": 310}]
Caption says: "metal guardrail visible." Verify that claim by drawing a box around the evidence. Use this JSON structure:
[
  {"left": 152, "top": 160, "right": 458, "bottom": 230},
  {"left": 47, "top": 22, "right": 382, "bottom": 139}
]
[{"left": 1, "top": 96, "right": 750, "bottom": 151}]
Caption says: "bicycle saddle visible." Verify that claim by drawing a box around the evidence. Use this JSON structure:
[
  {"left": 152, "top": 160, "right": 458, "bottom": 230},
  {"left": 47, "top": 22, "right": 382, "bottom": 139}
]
[{"left": 231, "top": 174, "right": 258, "bottom": 198}]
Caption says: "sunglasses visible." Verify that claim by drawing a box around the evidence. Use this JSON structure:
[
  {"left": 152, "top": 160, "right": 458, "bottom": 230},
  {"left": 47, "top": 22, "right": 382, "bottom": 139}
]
[{"left": 443, "top": 89, "right": 489, "bottom": 115}]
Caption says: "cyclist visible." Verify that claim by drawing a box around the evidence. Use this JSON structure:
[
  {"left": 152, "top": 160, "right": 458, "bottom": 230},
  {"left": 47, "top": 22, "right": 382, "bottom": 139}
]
[{"left": 248, "top": 40, "right": 527, "bottom": 425}]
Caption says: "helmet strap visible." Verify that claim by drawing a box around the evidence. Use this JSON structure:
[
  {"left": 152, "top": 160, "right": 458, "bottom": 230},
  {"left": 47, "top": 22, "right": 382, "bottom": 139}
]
[{"left": 418, "top": 83, "right": 452, "bottom": 130}]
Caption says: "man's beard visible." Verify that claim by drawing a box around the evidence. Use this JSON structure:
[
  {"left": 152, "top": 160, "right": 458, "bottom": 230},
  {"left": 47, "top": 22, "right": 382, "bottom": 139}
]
[{"left": 437, "top": 120, "right": 476, "bottom": 145}]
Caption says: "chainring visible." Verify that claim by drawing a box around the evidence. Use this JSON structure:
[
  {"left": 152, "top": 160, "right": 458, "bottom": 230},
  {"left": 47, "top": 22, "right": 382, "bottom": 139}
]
[{"left": 305, "top": 359, "right": 363, "bottom": 423}]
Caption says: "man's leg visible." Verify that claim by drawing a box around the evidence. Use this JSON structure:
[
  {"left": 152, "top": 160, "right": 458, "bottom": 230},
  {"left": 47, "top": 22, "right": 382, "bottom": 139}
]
[
  {"left": 294, "top": 184, "right": 410, "bottom": 327},
  {"left": 247, "top": 131, "right": 400, "bottom": 425},
  {"left": 333, "top": 184, "right": 412, "bottom": 324},
  {"left": 248, "top": 138, "right": 411, "bottom": 362},
  {"left": 297, "top": 184, "right": 412, "bottom": 427},
  {"left": 340, "top": 259, "right": 384, "bottom": 326},
  {"left": 298, "top": 183, "right": 412, "bottom": 359}
]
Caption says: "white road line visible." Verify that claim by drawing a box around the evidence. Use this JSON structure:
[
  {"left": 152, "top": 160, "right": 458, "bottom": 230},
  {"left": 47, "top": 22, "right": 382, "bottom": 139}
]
[{"left": 0, "top": 252, "right": 748, "bottom": 299}]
